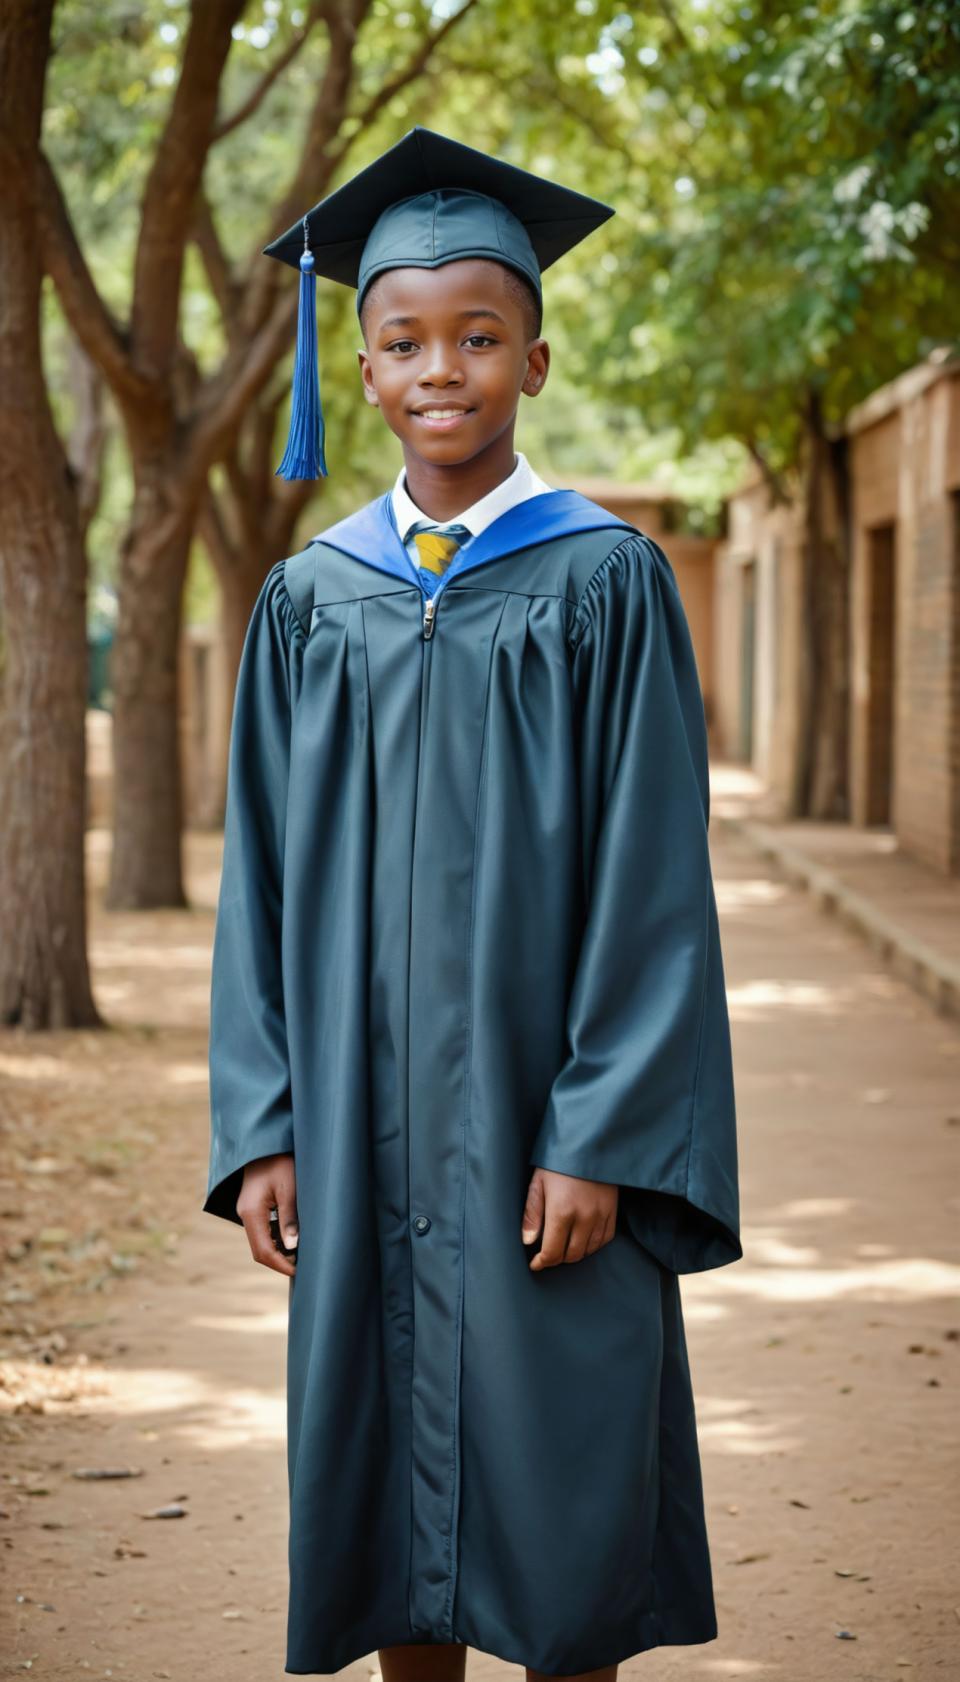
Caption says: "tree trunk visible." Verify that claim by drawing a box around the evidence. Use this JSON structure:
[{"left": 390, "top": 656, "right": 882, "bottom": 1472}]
[
  {"left": 66, "top": 335, "right": 105, "bottom": 544},
  {"left": 794, "top": 388, "right": 850, "bottom": 820},
  {"left": 198, "top": 410, "right": 320, "bottom": 825},
  {"left": 105, "top": 469, "right": 195, "bottom": 909},
  {"left": 0, "top": 0, "right": 102, "bottom": 1029},
  {"left": 223, "top": 558, "right": 268, "bottom": 685}
]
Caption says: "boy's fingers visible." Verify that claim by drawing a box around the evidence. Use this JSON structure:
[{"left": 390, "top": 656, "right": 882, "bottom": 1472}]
[
  {"left": 578, "top": 1215, "right": 613, "bottom": 1260},
  {"left": 529, "top": 1202, "right": 617, "bottom": 1270},
  {"left": 238, "top": 1179, "right": 296, "bottom": 1276},
  {"left": 277, "top": 1185, "right": 300, "bottom": 1249},
  {"left": 529, "top": 1204, "right": 573, "bottom": 1270},
  {"left": 521, "top": 1172, "right": 545, "bottom": 1245},
  {"left": 560, "top": 1216, "right": 594, "bottom": 1265},
  {"left": 242, "top": 1203, "right": 277, "bottom": 1267}
]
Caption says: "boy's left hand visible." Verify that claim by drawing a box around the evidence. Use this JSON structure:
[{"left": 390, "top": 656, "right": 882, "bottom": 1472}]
[{"left": 521, "top": 1167, "right": 618, "bottom": 1270}]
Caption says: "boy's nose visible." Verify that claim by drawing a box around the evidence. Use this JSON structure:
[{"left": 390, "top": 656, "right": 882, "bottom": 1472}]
[{"left": 418, "top": 357, "right": 465, "bottom": 386}]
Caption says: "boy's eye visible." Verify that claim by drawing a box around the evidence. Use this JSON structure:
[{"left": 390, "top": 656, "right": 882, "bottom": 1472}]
[{"left": 386, "top": 334, "right": 497, "bottom": 353}]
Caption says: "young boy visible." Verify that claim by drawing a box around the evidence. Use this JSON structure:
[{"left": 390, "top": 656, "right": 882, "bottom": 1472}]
[{"left": 204, "top": 127, "right": 742, "bottom": 1682}]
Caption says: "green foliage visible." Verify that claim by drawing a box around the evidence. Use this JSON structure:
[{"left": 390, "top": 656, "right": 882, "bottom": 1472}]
[
  {"left": 41, "top": 0, "right": 960, "bottom": 612},
  {"left": 584, "top": 0, "right": 960, "bottom": 469}
]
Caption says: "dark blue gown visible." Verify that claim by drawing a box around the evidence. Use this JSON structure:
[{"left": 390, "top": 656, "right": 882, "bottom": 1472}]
[{"left": 204, "top": 488, "right": 742, "bottom": 1677}]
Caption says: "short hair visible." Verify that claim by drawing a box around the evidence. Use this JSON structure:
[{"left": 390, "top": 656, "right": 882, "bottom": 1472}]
[
  {"left": 501, "top": 266, "right": 543, "bottom": 342},
  {"left": 359, "top": 260, "right": 543, "bottom": 343}
]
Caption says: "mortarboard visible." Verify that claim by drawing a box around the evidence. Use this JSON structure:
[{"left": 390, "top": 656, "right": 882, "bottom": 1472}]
[{"left": 263, "top": 126, "right": 615, "bottom": 481}]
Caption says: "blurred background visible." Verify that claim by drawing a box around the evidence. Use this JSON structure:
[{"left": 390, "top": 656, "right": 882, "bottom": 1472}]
[{"left": 1, "top": 4, "right": 958, "bottom": 1679}]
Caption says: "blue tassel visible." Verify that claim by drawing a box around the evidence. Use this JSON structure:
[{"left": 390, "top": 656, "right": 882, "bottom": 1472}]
[{"left": 276, "top": 219, "right": 328, "bottom": 480}]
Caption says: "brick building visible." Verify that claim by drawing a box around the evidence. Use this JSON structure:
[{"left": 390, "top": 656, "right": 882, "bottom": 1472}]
[{"left": 714, "top": 350, "right": 960, "bottom": 876}]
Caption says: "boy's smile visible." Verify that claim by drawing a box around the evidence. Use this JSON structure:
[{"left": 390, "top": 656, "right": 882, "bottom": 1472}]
[{"left": 358, "top": 257, "right": 549, "bottom": 520}]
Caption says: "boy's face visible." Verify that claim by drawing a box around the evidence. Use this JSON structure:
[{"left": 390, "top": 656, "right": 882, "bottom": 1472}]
[{"left": 357, "top": 258, "right": 549, "bottom": 470}]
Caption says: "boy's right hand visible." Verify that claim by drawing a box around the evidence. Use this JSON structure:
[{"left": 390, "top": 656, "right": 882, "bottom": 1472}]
[{"left": 237, "top": 1152, "right": 299, "bottom": 1277}]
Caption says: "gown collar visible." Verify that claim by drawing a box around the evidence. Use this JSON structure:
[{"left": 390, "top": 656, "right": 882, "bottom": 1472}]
[{"left": 312, "top": 489, "right": 636, "bottom": 594}]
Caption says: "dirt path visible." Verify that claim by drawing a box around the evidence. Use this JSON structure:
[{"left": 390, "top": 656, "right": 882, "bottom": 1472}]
[{"left": 2, "top": 817, "right": 958, "bottom": 1680}]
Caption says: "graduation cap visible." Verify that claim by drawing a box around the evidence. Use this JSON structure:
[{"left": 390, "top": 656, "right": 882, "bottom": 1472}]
[{"left": 262, "top": 125, "right": 615, "bottom": 480}]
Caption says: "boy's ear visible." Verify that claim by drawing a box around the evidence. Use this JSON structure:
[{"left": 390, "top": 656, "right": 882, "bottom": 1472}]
[
  {"left": 357, "top": 350, "right": 380, "bottom": 406},
  {"left": 522, "top": 339, "right": 549, "bottom": 398}
]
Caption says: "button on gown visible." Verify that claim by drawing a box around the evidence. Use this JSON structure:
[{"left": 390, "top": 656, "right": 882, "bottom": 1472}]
[{"left": 204, "top": 488, "right": 742, "bottom": 1677}]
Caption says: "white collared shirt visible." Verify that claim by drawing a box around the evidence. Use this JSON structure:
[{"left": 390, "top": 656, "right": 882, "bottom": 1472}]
[{"left": 391, "top": 451, "right": 554, "bottom": 564}]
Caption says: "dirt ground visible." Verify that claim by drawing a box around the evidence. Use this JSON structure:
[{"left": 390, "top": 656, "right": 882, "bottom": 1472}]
[{"left": 1, "top": 818, "right": 958, "bottom": 1681}]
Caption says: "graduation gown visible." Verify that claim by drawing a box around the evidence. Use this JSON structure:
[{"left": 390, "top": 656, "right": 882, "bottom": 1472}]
[{"left": 204, "top": 487, "right": 742, "bottom": 1677}]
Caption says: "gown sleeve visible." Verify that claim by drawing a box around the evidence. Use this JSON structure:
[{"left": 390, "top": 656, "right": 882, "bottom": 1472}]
[
  {"left": 203, "top": 558, "right": 304, "bottom": 1224},
  {"left": 527, "top": 533, "right": 742, "bottom": 1273}
]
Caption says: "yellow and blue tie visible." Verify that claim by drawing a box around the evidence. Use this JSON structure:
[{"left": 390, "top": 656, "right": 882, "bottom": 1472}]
[{"left": 411, "top": 522, "right": 471, "bottom": 596}]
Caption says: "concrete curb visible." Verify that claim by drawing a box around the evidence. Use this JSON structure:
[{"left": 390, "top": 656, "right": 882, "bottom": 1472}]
[{"left": 714, "top": 812, "right": 960, "bottom": 1023}]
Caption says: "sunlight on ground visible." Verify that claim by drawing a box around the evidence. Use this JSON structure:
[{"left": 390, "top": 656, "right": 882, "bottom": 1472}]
[
  {"left": 697, "top": 1413, "right": 804, "bottom": 1455},
  {"left": 0, "top": 1051, "right": 66, "bottom": 1080},
  {"left": 73, "top": 1363, "right": 287, "bottom": 1450},
  {"left": 94, "top": 980, "right": 212, "bottom": 1013},
  {"left": 774, "top": 1198, "right": 854, "bottom": 1220},
  {"left": 88, "top": 939, "right": 212, "bottom": 970},
  {"left": 715, "top": 876, "right": 788, "bottom": 913},
  {"left": 693, "top": 1391, "right": 804, "bottom": 1456},
  {"left": 0, "top": 1047, "right": 207, "bottom": 1086},
  {"left": 693, "top": 1660, "right": 774, "bottom": 1677},
  {"left": 162, "top": 1061, "right": 209, "bottom": 1086},
  {"left": 681, "top": 1298, "right": 731, "bottom": 1324},
  {"left": 727, "top": 978, "right": 856, "bottom": 1015},
  {"left": 190, "top": 1310, "right": 288, "bottom": 1337},
  {"left": 712, "top": 1255, "right": 960, "bottom": 1303},
  {"left": 740, "top": 1235, "right": 822, "bottom": 1266}
]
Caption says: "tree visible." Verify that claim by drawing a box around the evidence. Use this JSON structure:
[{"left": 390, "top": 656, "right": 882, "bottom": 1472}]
[
  {"left": 0, "top": 0, "right": 102, "bottom": 1028},
  {"left": 580, "top": 0, "right": 960, "bottom": 816},
  {"left": 38, "top": 0, "right": 482, "bottom": 910}
]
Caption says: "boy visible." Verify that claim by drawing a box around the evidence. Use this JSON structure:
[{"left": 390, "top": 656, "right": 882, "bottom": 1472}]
[{"left": 204, "top": 127, "right": 742, "bottom": 1682}]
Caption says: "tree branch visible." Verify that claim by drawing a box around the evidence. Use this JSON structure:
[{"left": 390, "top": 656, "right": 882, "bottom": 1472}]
[
  {"left": 746, "top": 438, "right": 791, "bottom": 507},
  {"left": 191, "top": 0, "right": 480, "bottom": 486},
  {"left": 131, "top": 0, "right": 245, "bottom": 381},
  {"left": 238, "top": 0, "right": 373, "bottom": 338},
  {"left": 211, "top": 2, "right": 327, "bottom": 141},
  {"left": 238, "top": 0, "right": 478, "bottom": 342},
  {"left": 197, "top": 480, "right": 237, "bottom": 584},
  {"left": 190, "top": 190, "right": 241, "bottom": 338},
  {"left": 324, "top": 0, "right": 481, "bottom": 174},
  {"left": 184, "top": 288, "right": 300, "bottom": 493},
  {"left": 65, "top": 336, "right": 106, "bottom": 542},
  {"left": 34, "top": 149, "right": 154, "bottom": 408}
]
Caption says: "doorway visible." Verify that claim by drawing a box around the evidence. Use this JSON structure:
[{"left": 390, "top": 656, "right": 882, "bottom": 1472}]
[
  {"left": 864, "top": 522, "right": 896, "bottom": 825},
  {"left": 739, "top": 558, "right": 756, "bottom": 762}
]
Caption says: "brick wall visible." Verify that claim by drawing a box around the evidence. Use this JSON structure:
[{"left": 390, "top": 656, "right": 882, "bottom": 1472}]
[
  {"left": 849, "top": 361, "right": 960, "bottom": 872},
  {"left": 713, "top": 472, "right": 808, "bottom": 810}
]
